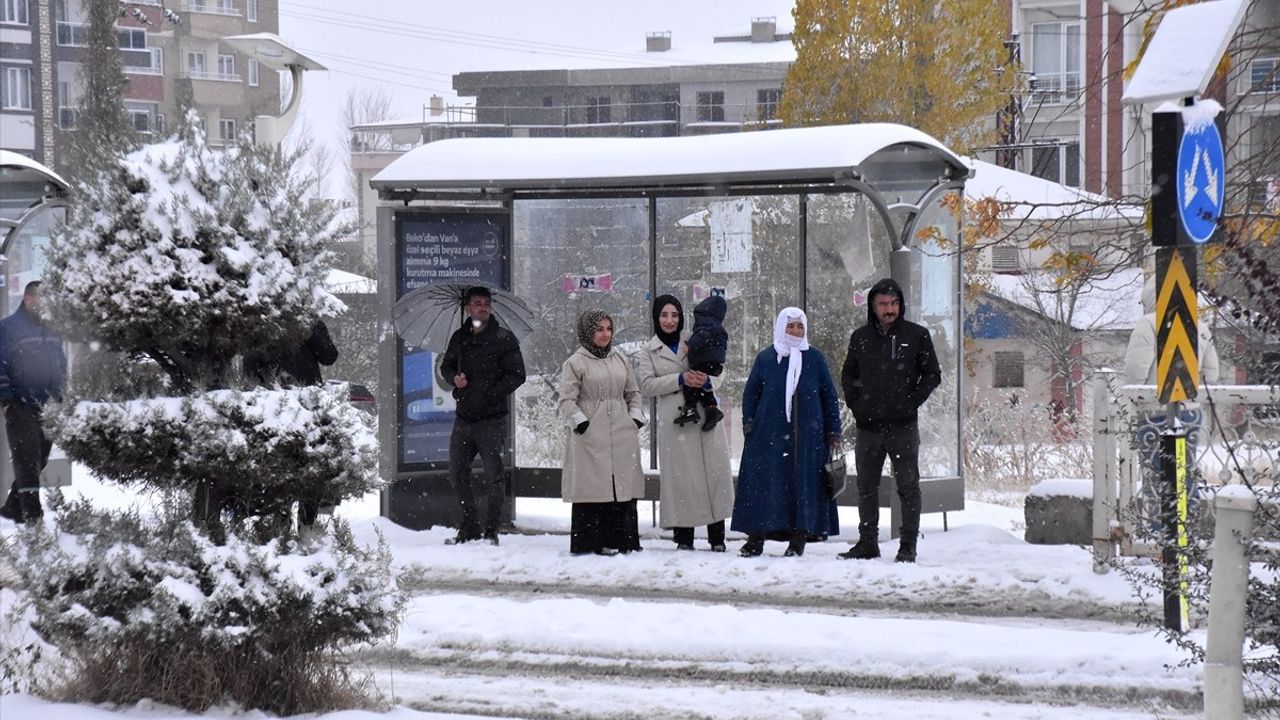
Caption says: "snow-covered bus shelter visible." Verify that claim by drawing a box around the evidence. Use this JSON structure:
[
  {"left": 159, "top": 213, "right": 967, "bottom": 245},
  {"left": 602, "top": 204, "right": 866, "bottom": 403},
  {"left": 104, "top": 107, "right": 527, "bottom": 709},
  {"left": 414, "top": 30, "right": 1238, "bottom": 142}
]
[
  {"left": 370, "top": 123, "right": 971, "bottom": 531},
  {"left": 0, "top": 150, "right": 72, "bottom": 501}
]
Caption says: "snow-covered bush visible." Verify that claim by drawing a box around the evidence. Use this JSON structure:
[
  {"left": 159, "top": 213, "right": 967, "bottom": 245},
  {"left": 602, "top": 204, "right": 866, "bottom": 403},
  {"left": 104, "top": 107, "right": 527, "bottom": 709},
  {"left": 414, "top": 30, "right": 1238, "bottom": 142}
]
[
  {"left": 6, "top": 117, "right": 402, "bottom": 713},
  {"left": 1, "top": 497, "right": 403, "bottom": 713},
  {"left": 48, "top": 385, "right": 378, "bottom": 540},
  {"left": 45, "top": 116, "right": 345, "bottom": 392}
]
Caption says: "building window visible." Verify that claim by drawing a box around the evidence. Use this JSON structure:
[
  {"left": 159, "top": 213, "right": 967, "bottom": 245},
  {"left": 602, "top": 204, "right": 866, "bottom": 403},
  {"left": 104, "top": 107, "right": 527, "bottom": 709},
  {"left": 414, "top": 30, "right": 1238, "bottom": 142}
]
[
  {"left": 149, "top": 47, "right": 163, "bottom": 73},
  {"left": 219, "top": 118, "right": 236, "bottom": 142},
  {"left": 56, "top": 21, "right": 87, "bottom": 46},
  {"left": 129, "top": 108, "right": 152, "bottom": 133},
  {"left": 992, "top": 351, "right": 1026, "bottom": 389},
  {"left": 217, "top": 53, "right": 235, "bottom": 78},
  {"left": 1031, "top": 21, "right": 1081, "bottom": 104},
  {"left": 1249, "top": 58, "right": 1280, "bottom": 94},
  {"left": 57, "top": 80, "right": 75, "bottom": 128},
  {"left": 757, "top": 88, "right": 780, "bottom": 122},
  {"left": 246, "top": 0, "right": 256, "bottom": 21},
  {"left": 585, "top": 96, "right": 610, "bottom": 124},
  {"left": 248, "top": 58, "right": 259, "bottom": 86},
  {"left": 187, "top": 51, "right": 206, "bottom": 76},
  {"left": 118, "top": 27, "right": 147, "bottom": 50},
  {"left": 696, "top": 91, "right": 725, "bottom": 122},
  {"left": 156, "top": 113, "right": 165, "bottom": 135},
  {"left": 1030, "top": 141, "right": 1080, "bottom": 187},
  {"left": 1, "top": 66, "right": 32, "bottom": 110},
  {"left": 2, "top": 0, "right": 29, "bottom": 25}
]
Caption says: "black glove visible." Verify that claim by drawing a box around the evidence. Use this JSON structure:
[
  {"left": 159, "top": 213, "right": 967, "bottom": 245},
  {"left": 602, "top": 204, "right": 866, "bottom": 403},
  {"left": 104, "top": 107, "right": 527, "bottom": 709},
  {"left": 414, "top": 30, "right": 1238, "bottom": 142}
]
[
  {"left": 574, "top": 421, "right": 589, "bottom": 435},
  {"left": 743, "top": 420, "right": 754, "bottom": 436},
  {"left": 633, "top": 418, "right": 644, "bottom": 429}
]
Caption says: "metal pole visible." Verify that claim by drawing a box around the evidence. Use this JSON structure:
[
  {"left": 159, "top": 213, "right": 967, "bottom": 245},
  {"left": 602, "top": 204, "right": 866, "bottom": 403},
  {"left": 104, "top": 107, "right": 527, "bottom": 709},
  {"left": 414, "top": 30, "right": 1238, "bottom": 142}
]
[
  {"left": 1160, "top": 418, "right": 1190, "bottom": 632},
  {"left": 1203, "top": 486, "right": 1257, "bottom": 719},
  {"left": 1091, "top": 369, "right": 1118, "bottom": 572}
]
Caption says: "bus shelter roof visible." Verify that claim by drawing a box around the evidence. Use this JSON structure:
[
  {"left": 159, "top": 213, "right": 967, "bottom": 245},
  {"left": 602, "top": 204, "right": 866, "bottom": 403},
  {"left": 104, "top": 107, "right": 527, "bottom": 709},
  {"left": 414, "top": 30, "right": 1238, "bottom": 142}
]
[{"left": 371, "top": 123, "right": 970, "bottom": 197}]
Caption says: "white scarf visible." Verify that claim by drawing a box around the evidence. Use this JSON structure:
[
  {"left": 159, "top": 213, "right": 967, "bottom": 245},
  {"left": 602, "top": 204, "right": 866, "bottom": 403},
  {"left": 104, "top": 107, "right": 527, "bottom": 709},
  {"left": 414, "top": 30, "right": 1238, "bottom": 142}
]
[{"left": 772, "top": 307, "right": 809, "bottom": 422}]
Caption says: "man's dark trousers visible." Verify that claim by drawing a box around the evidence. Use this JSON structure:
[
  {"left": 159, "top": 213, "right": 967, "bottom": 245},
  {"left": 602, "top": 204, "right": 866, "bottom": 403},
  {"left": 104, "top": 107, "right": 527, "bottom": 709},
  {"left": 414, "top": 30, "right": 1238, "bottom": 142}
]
[
  {"left": 448, "top": 415, "right": 508, "bottom": 537},
  {"left": 854, "top": 422, "right": 921, "bottom": 538},
  {"left": 2, "top": 402, "right": 51, "bottom": 520}
]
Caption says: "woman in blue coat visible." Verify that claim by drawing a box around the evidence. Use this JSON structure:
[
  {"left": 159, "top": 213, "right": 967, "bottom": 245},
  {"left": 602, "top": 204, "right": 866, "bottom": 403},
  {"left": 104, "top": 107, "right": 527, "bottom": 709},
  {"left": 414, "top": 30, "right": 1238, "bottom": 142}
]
[{"left": 731, "top": 307, "right": 842, "bottom": 558}]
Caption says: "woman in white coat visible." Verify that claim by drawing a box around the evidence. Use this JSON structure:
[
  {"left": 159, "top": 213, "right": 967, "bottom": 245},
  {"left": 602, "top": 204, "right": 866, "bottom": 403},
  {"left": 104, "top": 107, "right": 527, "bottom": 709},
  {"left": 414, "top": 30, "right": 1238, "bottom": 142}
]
[
  {"left": 559, "top": 309, "right": 647, "bottom": 555},
  {"left": 635, "top": 294, "right": 734, "bottom": 551}
]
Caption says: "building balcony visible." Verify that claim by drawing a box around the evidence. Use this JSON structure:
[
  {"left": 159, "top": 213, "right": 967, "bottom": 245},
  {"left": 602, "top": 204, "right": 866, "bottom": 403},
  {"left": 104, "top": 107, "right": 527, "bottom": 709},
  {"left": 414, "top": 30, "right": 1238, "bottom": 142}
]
[
  {"left": 182, "top": 2, "right": 242, "bottom": 17},
  {"left": 182, "top": 70, "right": 241, "bottom": 83}
]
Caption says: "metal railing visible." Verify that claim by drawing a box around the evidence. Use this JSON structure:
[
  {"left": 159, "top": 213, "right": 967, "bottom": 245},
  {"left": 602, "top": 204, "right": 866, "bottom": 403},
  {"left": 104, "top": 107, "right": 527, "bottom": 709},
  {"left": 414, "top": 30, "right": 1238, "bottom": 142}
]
[
  {"left": 1091, "top": 369, "right": 1279, "bottom": 568},
  {"left": 181, "top": 2, "right": 241, "bottom": 17},
  {"left": 182, "top": 70, "right": 241, "bottom": 83}
]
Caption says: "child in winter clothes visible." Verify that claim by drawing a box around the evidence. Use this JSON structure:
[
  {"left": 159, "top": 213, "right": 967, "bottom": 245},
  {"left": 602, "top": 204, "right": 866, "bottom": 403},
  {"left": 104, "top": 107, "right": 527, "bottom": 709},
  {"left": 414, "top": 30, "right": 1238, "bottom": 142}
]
[{"left": 677, "top": 294, "right": 728, "bottom": 432}]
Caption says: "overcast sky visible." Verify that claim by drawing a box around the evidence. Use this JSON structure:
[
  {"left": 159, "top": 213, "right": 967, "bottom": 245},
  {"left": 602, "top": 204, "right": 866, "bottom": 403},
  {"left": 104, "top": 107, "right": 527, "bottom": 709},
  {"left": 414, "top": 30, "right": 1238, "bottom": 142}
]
[{"left": 278, "top": 0, "right": 797, "bottom": 197}]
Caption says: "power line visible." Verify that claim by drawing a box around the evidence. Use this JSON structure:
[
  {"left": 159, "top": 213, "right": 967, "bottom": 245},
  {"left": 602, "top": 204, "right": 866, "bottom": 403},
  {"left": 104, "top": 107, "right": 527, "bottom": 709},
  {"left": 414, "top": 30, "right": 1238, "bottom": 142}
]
[{"left": 276, "top": 0, "right": 791, "bottom": 78}]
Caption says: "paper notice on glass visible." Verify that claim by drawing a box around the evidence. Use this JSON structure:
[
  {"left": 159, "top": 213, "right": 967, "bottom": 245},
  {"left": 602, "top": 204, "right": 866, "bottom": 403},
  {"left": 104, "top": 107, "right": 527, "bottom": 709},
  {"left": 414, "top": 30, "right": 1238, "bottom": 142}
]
[{"left": 708, "top": 199, "right": 753, "bottom": 273}]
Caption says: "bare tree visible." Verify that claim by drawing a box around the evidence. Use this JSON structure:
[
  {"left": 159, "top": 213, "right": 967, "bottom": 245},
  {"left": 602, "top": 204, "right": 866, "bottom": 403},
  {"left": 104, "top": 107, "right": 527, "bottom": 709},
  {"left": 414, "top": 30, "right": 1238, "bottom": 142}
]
[{"left": 340, "top": 86, "right": 397, "bottom": 204}]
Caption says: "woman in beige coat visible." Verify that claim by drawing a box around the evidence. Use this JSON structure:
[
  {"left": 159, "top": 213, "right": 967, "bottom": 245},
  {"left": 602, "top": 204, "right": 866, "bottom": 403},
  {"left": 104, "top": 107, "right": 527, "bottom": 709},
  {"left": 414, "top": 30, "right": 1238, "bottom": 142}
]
[
  {"left": 635, "top": 294, "right": 734, "bottom": 551},
  {"left": 559, "top": 309, "right": 647, "bottom": 555}
]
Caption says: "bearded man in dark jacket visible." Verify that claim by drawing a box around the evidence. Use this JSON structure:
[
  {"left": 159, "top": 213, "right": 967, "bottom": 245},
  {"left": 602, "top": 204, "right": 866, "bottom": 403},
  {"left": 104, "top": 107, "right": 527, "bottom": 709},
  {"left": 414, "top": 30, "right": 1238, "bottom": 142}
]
[
  {"left": 439, "top": 286, "right": 526, "bottom": 546},
  {"left": 838, "top": 278, "right": 940, "bottom": 563}
]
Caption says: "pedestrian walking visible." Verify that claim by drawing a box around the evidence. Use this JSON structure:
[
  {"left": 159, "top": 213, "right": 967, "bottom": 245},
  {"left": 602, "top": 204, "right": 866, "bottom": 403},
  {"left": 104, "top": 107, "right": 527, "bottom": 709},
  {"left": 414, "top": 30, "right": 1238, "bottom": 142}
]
[{"left": 0, "top": 282, "right": 67, "bottom": 524}]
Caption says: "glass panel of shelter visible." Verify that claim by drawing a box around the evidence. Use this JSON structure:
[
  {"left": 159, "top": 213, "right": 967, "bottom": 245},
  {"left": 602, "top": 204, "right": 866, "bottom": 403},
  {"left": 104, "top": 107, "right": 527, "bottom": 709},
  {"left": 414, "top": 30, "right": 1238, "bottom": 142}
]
[
  {"left": 506, "top": 187, "right": 960, "bottom": 480},
  {"left": 511, "top": 198, "right": 651, "bottom": 469}
]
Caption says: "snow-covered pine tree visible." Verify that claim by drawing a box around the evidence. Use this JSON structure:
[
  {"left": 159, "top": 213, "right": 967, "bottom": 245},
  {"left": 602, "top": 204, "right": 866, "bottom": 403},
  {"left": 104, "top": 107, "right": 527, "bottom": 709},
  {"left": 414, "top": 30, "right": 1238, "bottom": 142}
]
[{"left": 0, "top": 118, "right": 403, "bottom": 712}]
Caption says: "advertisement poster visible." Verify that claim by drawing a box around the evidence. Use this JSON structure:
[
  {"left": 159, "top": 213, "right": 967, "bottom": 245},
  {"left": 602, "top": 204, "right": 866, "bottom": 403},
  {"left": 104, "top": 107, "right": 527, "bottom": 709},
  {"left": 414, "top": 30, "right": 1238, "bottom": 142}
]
[{"left": 397, "top": 212, "right": 507, "bottom": 469}]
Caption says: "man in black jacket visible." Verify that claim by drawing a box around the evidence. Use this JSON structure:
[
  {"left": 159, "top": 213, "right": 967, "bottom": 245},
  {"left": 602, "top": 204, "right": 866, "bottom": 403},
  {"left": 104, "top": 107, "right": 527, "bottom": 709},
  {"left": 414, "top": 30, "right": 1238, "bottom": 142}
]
[
  {"left": 242, "top": 319, "right": 339, "bottom": 530},
  {"left": 439, "top": 286, "right": 526, "bottom": 545},
  {"left": 0, "top": 282, "right": 66, "bottom": 524},
  {"left": 838, "top": 278, "right": 940, "bottom": 563}
]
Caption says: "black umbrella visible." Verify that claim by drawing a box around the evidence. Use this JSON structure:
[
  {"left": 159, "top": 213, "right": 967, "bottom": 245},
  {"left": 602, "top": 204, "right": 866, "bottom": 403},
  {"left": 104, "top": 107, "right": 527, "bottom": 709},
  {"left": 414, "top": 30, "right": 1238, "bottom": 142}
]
[{"left": 391, "top": 282, "right": 536, "bottom": 352}]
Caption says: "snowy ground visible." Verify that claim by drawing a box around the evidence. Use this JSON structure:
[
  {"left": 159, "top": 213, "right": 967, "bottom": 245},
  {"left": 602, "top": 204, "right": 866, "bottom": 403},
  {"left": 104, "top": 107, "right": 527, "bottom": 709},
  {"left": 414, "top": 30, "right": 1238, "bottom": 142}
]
[{"left": 0, "top": 470, "right": 1223, "bottom": 719}]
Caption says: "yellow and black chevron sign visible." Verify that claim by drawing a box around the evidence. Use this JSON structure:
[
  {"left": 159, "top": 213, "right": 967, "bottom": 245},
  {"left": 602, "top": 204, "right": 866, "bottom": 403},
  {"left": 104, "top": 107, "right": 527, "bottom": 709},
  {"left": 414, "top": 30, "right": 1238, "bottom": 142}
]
[{"left": 1156, "top": 248, "right": 1199, "bottom": 403}]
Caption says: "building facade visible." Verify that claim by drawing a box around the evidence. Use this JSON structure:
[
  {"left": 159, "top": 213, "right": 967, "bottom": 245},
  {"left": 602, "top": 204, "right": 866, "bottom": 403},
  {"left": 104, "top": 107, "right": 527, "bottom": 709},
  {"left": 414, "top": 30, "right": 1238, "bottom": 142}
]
[{"left": 1, "top": 0, "right": 280, "bottom": 165}]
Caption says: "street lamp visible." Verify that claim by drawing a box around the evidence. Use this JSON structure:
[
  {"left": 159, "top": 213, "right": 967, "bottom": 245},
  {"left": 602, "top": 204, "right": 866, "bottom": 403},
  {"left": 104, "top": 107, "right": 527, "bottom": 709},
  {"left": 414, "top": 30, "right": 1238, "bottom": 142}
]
[{"left": 220, "top": 33, "right": 326, "bottom": 147}]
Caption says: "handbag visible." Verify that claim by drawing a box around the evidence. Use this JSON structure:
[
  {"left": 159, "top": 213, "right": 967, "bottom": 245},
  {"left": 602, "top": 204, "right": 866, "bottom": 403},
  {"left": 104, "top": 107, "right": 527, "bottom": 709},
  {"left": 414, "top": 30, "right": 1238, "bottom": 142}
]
[{"left": 824, "top": 451, "right": 848, "bottom": 498}]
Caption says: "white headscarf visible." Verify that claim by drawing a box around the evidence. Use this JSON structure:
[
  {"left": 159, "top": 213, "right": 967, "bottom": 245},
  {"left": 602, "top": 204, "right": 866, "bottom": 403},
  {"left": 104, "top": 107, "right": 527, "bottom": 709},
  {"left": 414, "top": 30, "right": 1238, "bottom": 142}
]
[{"left": 772, "top": 307, "right": 809, "bottom": 422}]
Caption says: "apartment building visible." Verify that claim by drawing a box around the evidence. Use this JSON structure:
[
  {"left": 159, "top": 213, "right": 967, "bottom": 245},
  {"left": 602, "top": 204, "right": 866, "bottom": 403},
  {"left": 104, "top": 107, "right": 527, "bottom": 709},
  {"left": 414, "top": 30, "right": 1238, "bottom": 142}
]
[
  {"left": 349, "top": 17, "right": 793, "bottom": 262},
  {"left": 0, "top": 0, "right": 280, "bottom": 165}
]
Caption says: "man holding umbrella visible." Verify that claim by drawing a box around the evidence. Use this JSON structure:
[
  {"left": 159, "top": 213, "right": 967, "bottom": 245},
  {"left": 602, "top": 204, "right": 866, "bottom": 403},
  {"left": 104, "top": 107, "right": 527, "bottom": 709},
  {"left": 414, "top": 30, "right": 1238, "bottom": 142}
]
[{"left": 439, "top": 286, "right": 526, "bottom": 545}]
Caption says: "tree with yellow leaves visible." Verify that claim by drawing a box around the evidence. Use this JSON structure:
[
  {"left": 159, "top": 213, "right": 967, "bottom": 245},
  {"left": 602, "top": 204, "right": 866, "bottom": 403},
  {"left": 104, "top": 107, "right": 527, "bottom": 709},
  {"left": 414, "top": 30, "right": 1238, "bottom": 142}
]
[{"left": 780, "top": 0, "right": 1021, "bottom": 153}]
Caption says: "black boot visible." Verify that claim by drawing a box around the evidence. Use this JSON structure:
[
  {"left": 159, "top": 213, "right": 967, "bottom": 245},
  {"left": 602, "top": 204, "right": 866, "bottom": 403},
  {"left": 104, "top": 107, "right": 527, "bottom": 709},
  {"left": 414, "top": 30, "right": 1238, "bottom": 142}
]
[
  {"left": 701, "top": 406, "right": 724, "bottom": 432},
  {"left": 0, "top": 494, "right": 19, "bottom": 523},
  {"left": 895, "top": 531, "right": 918, "bottom": 563},
  {"left": 783, "top": 530, "right": 806, "bottom": 557},
  {"left": 707, "top": 520, "right": 727, "bottom": 552},
  {"left": 673, "top": 526, "right": 695, "bottom": 551},
  {"left": 674, "top": 405, "right": 700, "bottom": 426},
  {"left": 739, "top": 534, "right": 764, "bottom": 558},
  {"left": 838, "top": 531, "right": 880, "bottom": 560}
]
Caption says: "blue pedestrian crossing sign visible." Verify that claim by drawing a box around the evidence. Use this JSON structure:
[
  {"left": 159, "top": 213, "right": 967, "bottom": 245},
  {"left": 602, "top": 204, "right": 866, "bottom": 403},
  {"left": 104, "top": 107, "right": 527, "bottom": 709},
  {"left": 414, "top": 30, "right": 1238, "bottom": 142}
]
[{"left": 1176, "top": 120, "right": 1225, "bottom": 244}]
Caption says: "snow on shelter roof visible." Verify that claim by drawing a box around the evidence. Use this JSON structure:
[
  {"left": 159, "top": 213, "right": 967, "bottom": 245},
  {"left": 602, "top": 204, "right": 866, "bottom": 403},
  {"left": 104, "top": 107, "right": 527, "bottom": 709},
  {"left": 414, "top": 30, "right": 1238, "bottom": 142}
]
[
  {"left": 0, "top": 150, "right": 70, "bottom": 194},
  {"left": 370, "top": 124, "right": 969, "bottom": 195}
]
